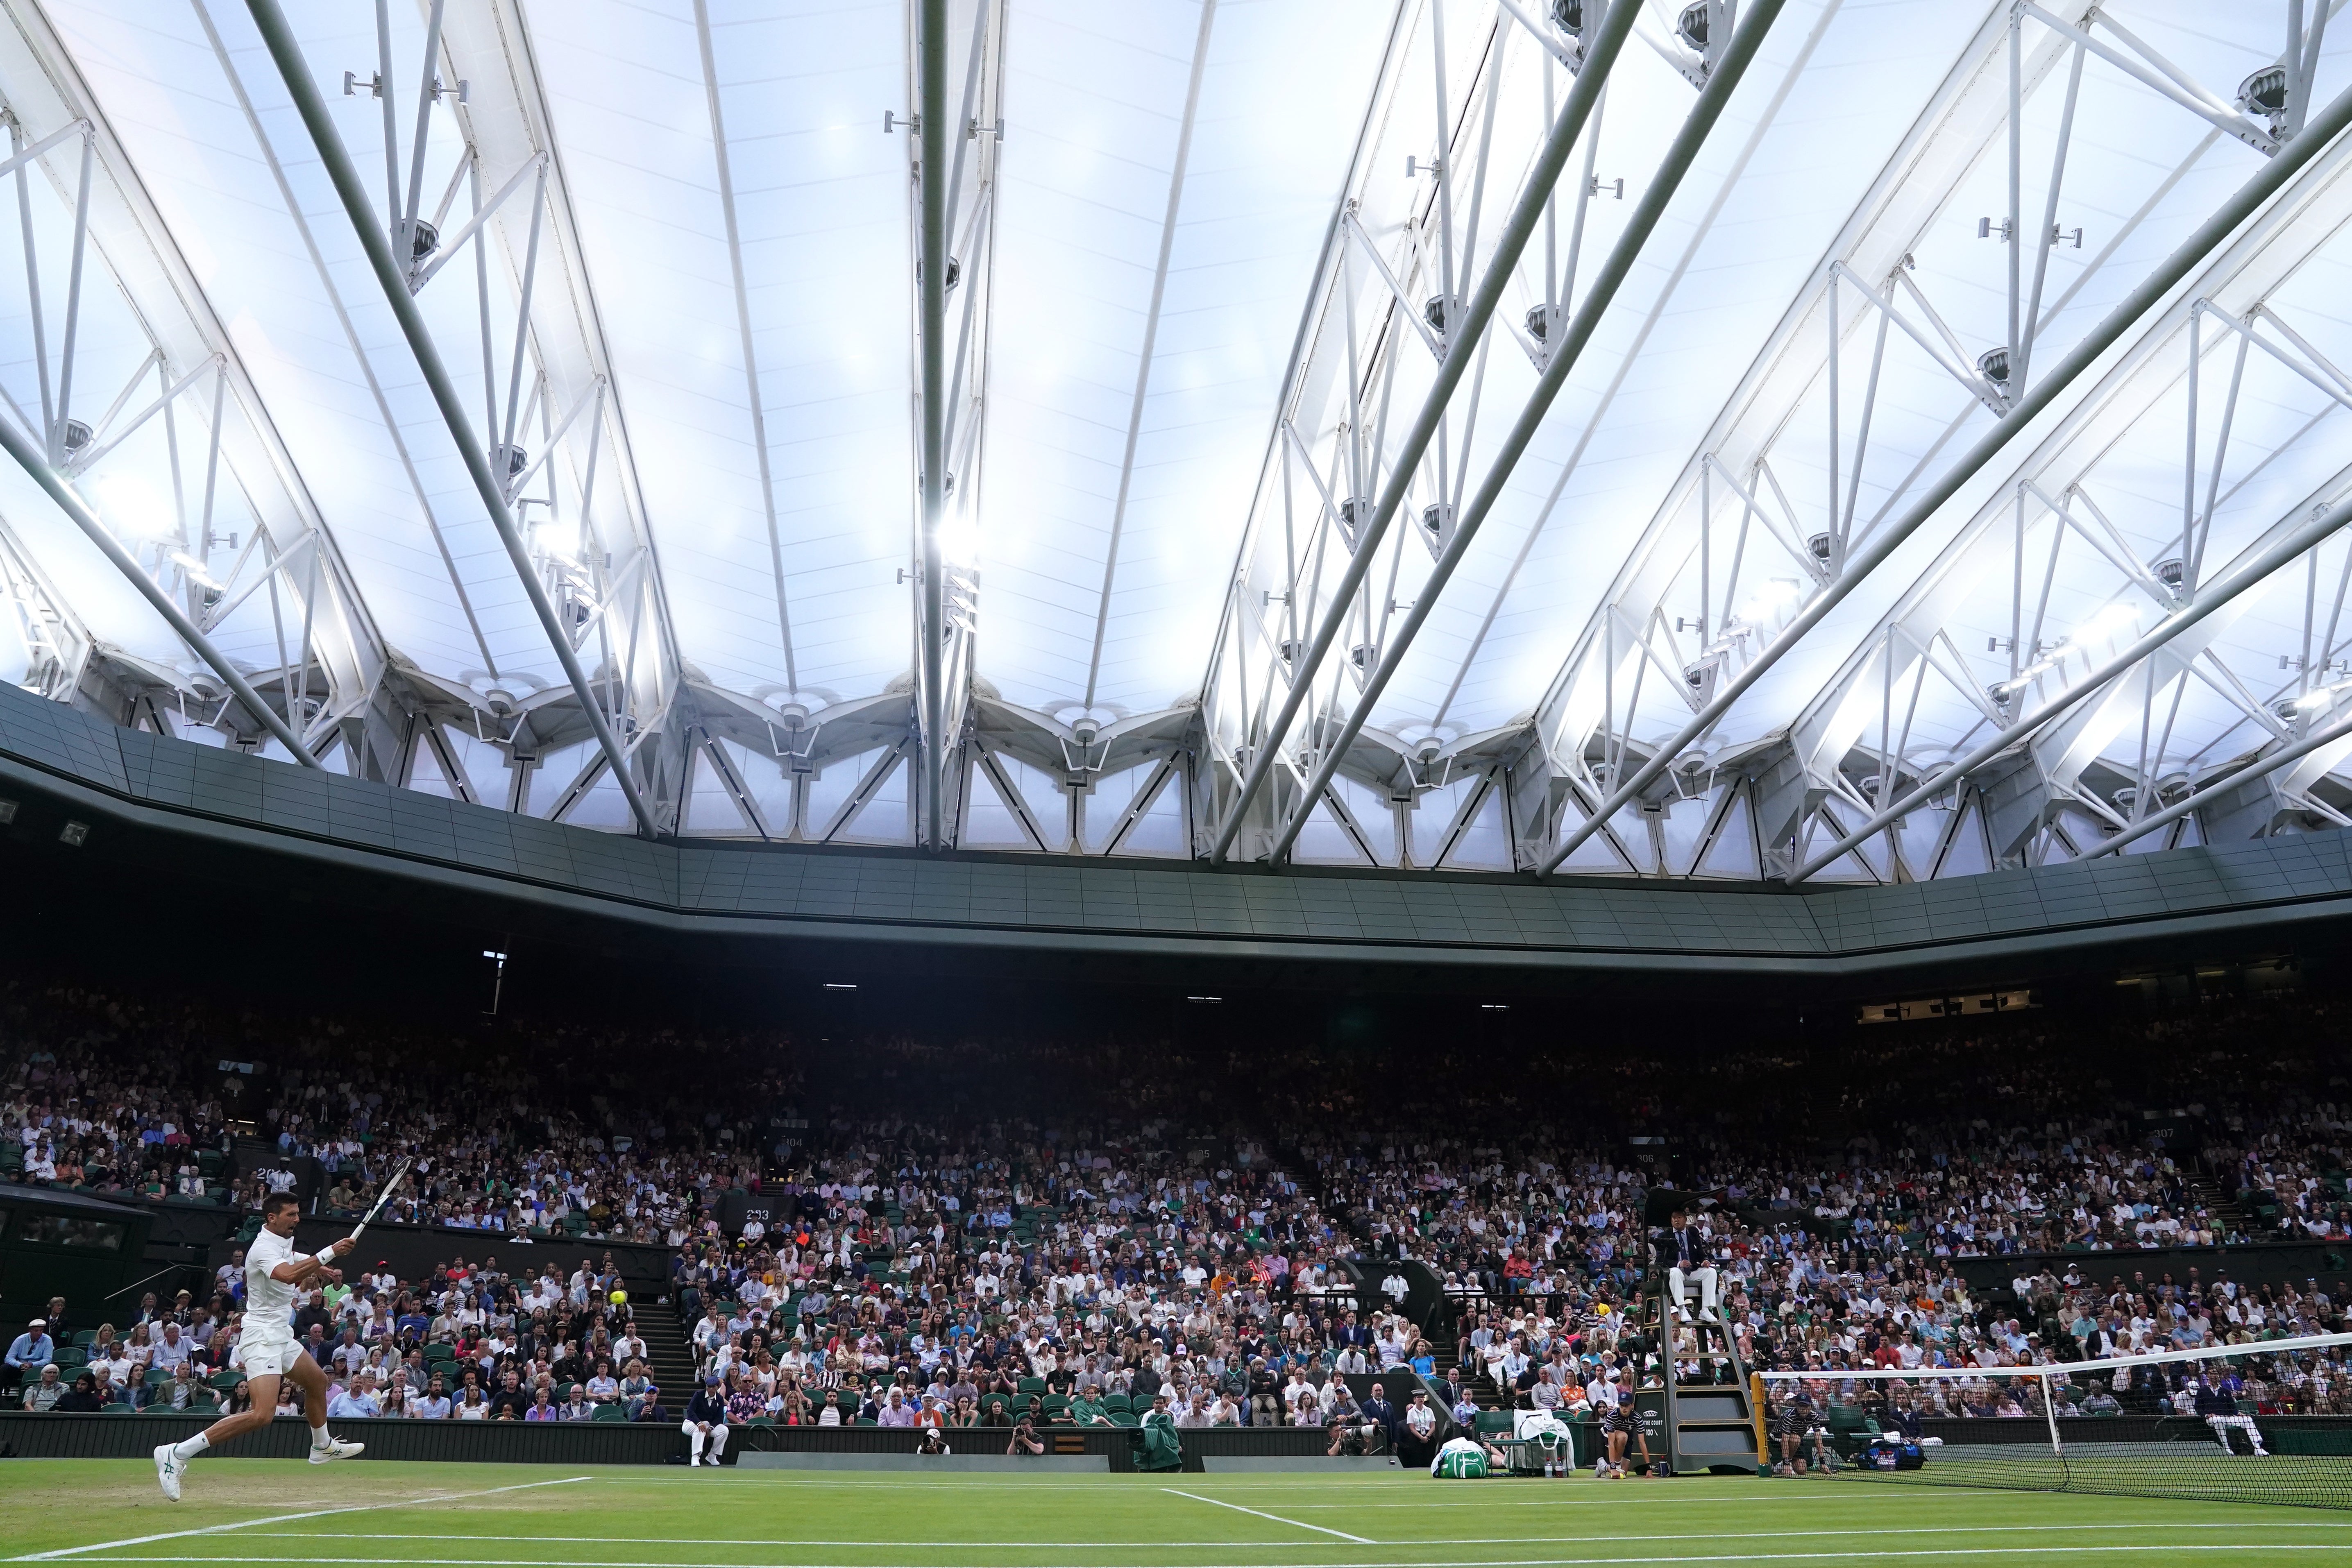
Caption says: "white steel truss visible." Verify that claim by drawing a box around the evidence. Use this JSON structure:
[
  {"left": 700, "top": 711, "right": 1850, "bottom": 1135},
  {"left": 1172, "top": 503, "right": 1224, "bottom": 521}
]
[
  {"left": 7, "top": 0, "right": 2352, "bottom": 893},
  {"left": 1197, "top": 0, "right": 1687, "bottom": 864},
  {"left": 0, "top": 1, "right": 392, "bottom": 768},
  {"left": 1522, "top": 0, "right": 2352, "bottom": 882},
  {"left": 238, "top": 0, "right": 688, "bottom": 833}
]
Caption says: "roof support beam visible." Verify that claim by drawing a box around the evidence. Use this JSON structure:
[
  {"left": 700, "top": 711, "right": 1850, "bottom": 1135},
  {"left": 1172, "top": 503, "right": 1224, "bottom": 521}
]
[
  {"left": 2089, "top": 707, "right": 2352, "bottom": 860},
  {"left": 244, "top": 0, "right": 657, "bottom": 837},
  {"left": 0, "top": 520, "right": 88, "bottom": 703},
  {"left": 916, "top": 0, "right": 950, "bottom": 849},
  {"left": 1205, "top": 0, "right": 1639, "bottom": 864},
  {"left": 1266, "top": 0, "right": 1787, "bottom": 865},
  {"left": 1791, "top": 465, "right": 2352, "bottom": 883},
  {"left": 1543, "top": 77, "right": 2352, "bottom": 877}
]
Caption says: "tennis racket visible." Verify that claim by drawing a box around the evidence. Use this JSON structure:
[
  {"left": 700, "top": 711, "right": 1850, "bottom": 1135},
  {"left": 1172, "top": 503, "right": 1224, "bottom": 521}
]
[{"left": 345, "top": 1159, "right": 413, "bottom": 1247}]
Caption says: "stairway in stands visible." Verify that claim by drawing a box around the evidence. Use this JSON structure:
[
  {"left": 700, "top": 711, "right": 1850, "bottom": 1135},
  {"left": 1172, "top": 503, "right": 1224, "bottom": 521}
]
[
  {"left": 638, "top": 1303, "right": 699, "bottom": 1406},
  {"left": 2187, "top": 1167, "right": 2256, "bottom": 1238},
  {"left": 1435, "top": 1338, "right": 1507, "bottom": 1410}
]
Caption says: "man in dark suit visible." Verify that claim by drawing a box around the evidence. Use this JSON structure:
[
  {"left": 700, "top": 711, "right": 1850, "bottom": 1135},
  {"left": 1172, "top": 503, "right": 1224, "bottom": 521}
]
[{"left": 1360, "top": 1380, "right": 1396, "bottom": 1453}]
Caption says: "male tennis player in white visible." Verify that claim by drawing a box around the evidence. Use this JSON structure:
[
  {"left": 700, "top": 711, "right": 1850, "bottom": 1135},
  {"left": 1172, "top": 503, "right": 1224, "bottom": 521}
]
[{"left": 155, "top": 1192, "right": 365, "bottom": 1499}]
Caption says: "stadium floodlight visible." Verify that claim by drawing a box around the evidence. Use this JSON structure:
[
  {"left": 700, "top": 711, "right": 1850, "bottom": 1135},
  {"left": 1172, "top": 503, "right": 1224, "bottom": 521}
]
[
  {"left": 1758, "top": 1331, "right": 2352, "bottom": 1507},
  {"left": 823, "top": 983, "right": 857, "bottom": 991}
]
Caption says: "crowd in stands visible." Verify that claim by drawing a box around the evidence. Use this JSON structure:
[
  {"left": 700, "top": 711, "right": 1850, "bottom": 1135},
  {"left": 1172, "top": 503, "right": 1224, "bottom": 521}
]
[
  {"left": 0, "top": 978, "right": 780, "bottom": 1242},
  {"left": 3, "top": 1250, "right": 656, "bottom": 1423},
  {"left": 6, "top": 974, "right": 2352, "bottom": 1439}
]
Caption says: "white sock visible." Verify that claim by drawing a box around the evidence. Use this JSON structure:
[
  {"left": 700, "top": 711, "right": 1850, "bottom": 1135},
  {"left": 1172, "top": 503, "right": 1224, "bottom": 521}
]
[
  {"left": 169, "top": 1434, "right": 210, "bottom": 1463},
  {"left": 311, "top": 1424, "right": 333, "bottom": 1450}
]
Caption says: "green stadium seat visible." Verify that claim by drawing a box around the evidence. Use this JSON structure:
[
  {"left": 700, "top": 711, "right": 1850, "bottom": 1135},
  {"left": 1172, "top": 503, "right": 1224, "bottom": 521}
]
[
  {"left": 591, "top": 1403, "right": 628, "bottom": 1422},
  {"left": 71, "top": 1330, "right": 97, "bottom": 1347},
  {"left": 1103, "top": 1394, "right": 1130, "bottom": 1414},
  {"left": 1017, "top": 1377, "right": 1046, "bottom": 1397},
  {"left": 102, "top": 1403, "right": 132, "bottom": 1414}
]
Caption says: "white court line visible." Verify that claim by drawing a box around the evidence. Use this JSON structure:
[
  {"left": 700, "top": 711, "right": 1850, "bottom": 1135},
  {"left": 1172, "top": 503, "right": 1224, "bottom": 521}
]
[
  {"left": 38, "top": 1550, "right": 2352, "bottom": 1568},
  {"left": 227, "top": 1521, "right": 2352, "bottom": 1549},
  {"left": 11, "top": 1477, "right": 591, "bottom": 1562},
  {"left": 539, "top": 1480, "right": 1858, "bottom": 1503},
  {"left": 1161, "top": 1489, "right": 1373, "bottom": 1545}
]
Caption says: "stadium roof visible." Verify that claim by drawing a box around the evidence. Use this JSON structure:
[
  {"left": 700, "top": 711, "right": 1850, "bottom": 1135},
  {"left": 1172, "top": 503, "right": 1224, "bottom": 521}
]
[{"left": 2, "top": 0, "right": 2351, "bottom": 890}]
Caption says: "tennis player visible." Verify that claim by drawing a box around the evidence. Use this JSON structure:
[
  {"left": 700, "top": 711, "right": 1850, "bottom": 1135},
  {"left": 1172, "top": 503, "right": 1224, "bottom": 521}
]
[{"left": 155, "top": 1192, "right": 364, "bottom": 1500}]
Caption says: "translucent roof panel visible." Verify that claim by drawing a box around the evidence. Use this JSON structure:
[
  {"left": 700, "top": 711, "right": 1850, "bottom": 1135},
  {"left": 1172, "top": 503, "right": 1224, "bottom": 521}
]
[
  {"left": 977, "top": 0, "right": 1389, "bottom": 718},
  {"left": 3, "top": 0, "right": 2351, "bottom": 879}
]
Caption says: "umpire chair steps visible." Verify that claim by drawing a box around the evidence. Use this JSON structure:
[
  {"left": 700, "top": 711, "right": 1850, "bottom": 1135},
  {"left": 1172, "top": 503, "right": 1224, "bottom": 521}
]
[{"left": 1648, "top": 1282, "right": 1764, "bottom": 1475}]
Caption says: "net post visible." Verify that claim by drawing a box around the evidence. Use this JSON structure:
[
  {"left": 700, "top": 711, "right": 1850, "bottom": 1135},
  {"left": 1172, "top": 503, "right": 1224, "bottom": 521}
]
[
  {"left": 2038, "top": 1367, "right": 2067, "bottom": 1492},
  {"left": 1751, "top": 1371, "right": 1769, "bottom": 1471},
  {"left": 2038, "top": 1368, "right": 2064, "bottom": 1456}
]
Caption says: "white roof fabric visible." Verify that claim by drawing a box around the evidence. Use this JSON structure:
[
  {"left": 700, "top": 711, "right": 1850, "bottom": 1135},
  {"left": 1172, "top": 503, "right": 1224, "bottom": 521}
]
[{"left": 2, "top": 0, "right": 2350, "bottom": 882}]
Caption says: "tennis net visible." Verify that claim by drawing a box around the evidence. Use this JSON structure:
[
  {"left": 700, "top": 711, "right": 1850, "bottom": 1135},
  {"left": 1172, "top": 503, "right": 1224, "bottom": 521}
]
[{"left": 1757, "top": 1332, "right": 2352, "bottom": 1509}]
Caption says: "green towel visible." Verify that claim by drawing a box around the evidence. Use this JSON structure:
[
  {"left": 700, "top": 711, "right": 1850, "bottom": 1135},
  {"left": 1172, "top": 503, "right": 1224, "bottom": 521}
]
[{"left": 1132, "top": 1409, "right": 1182, "bottom": 1473}]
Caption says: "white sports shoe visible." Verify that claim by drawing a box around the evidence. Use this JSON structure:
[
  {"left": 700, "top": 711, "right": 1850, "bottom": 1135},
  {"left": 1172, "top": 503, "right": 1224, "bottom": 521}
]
[
  {"left": 154, "top": 1444, "right": 182, "bottom": 1502},
  {"left": 307, "top": 1437, "right": 365, "bottom": 1464}
]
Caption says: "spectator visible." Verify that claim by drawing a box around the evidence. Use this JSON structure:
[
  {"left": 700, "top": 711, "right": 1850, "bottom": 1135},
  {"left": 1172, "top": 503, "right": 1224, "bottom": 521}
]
[
  {"left": 488, "top": 1370, "right": 530, "bottom": 1421},
  {"left": 52, "top": 1370, "right": 103, "bottom": 1413},
  {"left": 328, "top": 1373, "right": 381, "bottom": 1421},
  {"left": 20, "top": 1363, "right": 64, "bottom": 1411},
  {"left": 4, "top": 1319, "right": 53, "bottom": 1400},
  {"left": 411, "top": 1373, "right": 453, "bottom": 1421}
]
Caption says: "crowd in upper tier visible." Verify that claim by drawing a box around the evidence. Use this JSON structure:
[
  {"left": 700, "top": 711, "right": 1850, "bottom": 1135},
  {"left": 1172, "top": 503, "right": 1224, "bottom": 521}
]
[{"left": 5, "top": 975, "right": 2352, "bottom": 1427}]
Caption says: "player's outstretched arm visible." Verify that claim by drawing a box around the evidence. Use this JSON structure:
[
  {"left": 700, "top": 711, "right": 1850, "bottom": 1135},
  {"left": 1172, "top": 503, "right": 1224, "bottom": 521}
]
[{"left": 268, "top": 1237, "right": 355, "bottom": 1285}]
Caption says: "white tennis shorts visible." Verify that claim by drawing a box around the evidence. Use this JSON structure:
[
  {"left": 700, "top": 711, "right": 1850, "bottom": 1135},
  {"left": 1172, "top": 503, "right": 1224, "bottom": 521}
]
[{"left": 240, "top": 1339, "right": 304, "bottom": 1378}]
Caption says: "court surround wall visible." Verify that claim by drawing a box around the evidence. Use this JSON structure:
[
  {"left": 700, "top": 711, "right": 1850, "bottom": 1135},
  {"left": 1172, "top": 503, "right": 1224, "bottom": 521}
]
[{"left": 6, "top": 680, "right": 2352, "bottom": 975}]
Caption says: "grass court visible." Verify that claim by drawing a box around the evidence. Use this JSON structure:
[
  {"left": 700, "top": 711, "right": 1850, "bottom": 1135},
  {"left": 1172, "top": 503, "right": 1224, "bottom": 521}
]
[{"left": 3, "top": 1461, "right": 2350, "bottom": 1567}]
